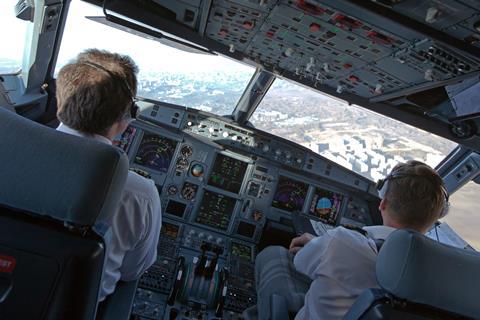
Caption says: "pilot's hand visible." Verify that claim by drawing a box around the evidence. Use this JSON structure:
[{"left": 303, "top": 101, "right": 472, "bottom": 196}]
[{"left": 289, "top": 233, "right": 315, "bottom": 255}]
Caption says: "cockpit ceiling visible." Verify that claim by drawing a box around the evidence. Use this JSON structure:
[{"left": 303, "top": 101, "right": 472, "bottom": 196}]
[{"left": 84, "top": 0, "right": 480, "bottom": 144}]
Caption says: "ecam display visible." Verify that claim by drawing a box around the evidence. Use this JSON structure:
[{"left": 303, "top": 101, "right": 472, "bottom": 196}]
[{"left": 208, "top": 154, "right": 248, "bottom": 194}]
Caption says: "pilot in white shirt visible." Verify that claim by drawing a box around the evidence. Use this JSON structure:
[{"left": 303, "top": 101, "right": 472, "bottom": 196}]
[
  {"left": 55, "top": 49, "right": 162, "bottom": 300},
  {"left": 251, "top": 160, "right": 448, "bottom": 319}
]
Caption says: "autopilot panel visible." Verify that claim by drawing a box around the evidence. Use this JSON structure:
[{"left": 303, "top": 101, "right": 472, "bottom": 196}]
[{"left": 114, "top": 101, "right": 378, "bottom": 319}]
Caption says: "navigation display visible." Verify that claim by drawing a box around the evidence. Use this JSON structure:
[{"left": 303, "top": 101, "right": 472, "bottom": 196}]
[
  {"left": 134, "top": 132, "right": 178, "bottom": 173},
  {"left": 231, "top": 242, "right": 252, "bottom": 261},
  {"left": 208, "top": 154, "right": 248, "bottom": 194},
  {"left": 196, "top": 191, "right": 236, "bottom": 231},
  {"left": 309, "top": 187, "right": 343, "bottom": 225},
  {"left": 161, "top": 222, "right": 180, "bottom": 238},
  {"left": 272, "top": 176, "right": 308, "bottom": 213}
]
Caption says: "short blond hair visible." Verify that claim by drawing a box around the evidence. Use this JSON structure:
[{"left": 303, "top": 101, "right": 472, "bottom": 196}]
[{"left": 385, "top": 160, "right": 446, "bottom": 231}]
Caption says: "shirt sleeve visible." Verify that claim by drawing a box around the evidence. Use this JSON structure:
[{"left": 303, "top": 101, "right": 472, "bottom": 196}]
[
  {"left": 119, "top": 183, "right": 162, "bottom": 281},
  {"left": 293, "top": 231, "right": 335, "bottom": 279}
]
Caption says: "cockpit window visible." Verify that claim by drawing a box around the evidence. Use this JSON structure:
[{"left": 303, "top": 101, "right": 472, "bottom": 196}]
[
  {"left": 442, "top": 181, "right": 480, "bottom": 250},
  {"left": 251, "top": 79, "right": 457, "bottom": 181},
  {"left": 0, "top": 0, "right": 29, "bottom": 74},
  {"left": 55, "top": 0, "right": 255, "bottom": 116}
]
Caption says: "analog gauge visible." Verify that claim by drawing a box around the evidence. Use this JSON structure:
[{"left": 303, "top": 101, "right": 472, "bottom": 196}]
[
  {"left": 190, "top": 163, "right": 205, "bottom": 177},
  {"left": 180, "top": 145, "right": 193, "bottom": 158},
  {"left": 176, "top": 157, "right": 189, "bottom": 170},
  {"left": 181, "top": 182, "right": 198, "bottom": 201},
  {"left": 167, "top": 184, "right": 178, "bottom": 196}
]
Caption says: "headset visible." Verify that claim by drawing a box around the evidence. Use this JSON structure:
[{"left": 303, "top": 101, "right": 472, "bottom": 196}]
[
  {"left": 80, "top": 61, "right": 139, "bottom": 119},
  {"left": 376, "top": 165, "right": 450, "bottom": 219}
]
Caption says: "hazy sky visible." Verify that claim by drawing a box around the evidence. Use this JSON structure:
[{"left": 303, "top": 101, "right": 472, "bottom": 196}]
[{"left": 0, "top": 0, "right": 254, "bottom": 74}]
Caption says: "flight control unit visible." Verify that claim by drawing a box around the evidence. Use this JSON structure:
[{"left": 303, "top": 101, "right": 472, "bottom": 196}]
[{"left": 114, "top": 100, "right": 379, "bottom": 319}]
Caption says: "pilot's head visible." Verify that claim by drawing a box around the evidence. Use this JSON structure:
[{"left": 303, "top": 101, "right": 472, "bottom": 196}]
[
  {"left": 56, "top": 49, "right": 139, "bottom": 139},
  {"left": 377, "top": 160, "right": 449, "bottom": 233}
]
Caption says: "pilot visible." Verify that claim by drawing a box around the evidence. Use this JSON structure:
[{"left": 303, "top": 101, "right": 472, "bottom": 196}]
[
  {"left": 251, "top": 160, "right": 448, "bottom": 319},
  {"left": 55, "top": 49, "right": 161, "bottom": 301}
]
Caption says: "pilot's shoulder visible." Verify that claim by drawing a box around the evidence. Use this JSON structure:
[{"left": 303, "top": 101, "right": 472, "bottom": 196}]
[
  {"left": 123, "top": 171, "right": 159, "bottom": 201},
  {"left": 325, "top": 226, "right": 371, "bottom": 245}
]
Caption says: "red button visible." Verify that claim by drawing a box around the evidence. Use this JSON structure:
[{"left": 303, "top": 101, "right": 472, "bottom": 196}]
[
  {"left": 309, "top": 23, "right": 321, "bottom": 32},
  {"left": 219, "top": 28, "right": 228, "bottom": 37},
  {"left": 0, "top": 255, "right": 16, "bottom": 273},
  {"left": 243, "top": 21, "right": 254, "bottom": 30},
  {"left": 343, "top": 63, "right": 352, "bottom": 69}
]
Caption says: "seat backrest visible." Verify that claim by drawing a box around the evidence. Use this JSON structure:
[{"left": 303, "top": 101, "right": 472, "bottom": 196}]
[
  {"left": 0, "top": 108, "right": 129, "bottom": 320},
  {"left": 344, "top": 229, "right": 480, "bottom": 320}
]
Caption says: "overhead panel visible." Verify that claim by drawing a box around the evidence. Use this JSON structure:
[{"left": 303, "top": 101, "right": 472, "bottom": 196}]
[{"left": 202, "top": 0, "right": 480, "bottom": 99}]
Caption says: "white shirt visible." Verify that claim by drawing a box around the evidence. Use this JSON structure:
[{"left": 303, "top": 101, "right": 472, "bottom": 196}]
[
  {"left": 294, "top": 225, "right": 396, "bottom": 320},
  {"left": 57, "top": 124, "right": 162, "bottom": 300}
]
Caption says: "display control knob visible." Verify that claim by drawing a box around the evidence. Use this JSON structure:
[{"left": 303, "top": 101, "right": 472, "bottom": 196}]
[
  {"left": 262, "top": 145, "right": 270, "bottom": 152},
  {"left": 223, "top": 132, "right": 229, "bottom": 138},
  {"left": 275, "top": 149, "right": 282, "bottom": 156},
  {"left": 207, "top": 235, "right": 214, "bottom": 242},
  {"left": 297, "top": 158, "right": 302, "bottom": 164},
  {"left": 285, "top": 151, "right": 292, "bottom": 159},
  {"left": 198, "top": 232, "right": 205, "bottom": 239},
  {"left": 209, "top": 127, "right": 215, "bottom": 133},
  {"left": 231, "top": 135, "right": 238, "bottom": 141},
  {"left": 189, "top": 229, "right": 196, "bottom": 235},
  {"left": 216, "top": 238, "right": 223, "bottom": 245}
]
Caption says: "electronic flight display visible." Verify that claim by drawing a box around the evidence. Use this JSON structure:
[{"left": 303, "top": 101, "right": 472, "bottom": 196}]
[
  {"left": 134, "top": 132, "right": 178, "bottom": 173},
  {"left": 231, "top": 242, "right": 252, "bottom": 261},
  {"left": 208, "top": 154, "right": 248, "bottom": 194},
  {"left": 272, "top": 176, "right": 309, "bottom": 213},
  {"left": 309, "top": 187, "right": 344, "bottom": 225},
  {"left": 161, "top": 222, "right": 180, "bottom": 238},
  {"left": 196, "top": 191, "right": 236, "bottom": 231}
]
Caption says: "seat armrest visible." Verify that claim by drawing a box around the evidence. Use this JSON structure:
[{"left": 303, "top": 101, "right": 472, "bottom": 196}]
[{"left": 96, "top": 279, "right": 139, "bottom": 320}]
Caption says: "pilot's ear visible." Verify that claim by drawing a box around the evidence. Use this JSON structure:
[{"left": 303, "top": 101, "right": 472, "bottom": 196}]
[{"left": 379, "top": 198, "right": 388, "bottom": 212}]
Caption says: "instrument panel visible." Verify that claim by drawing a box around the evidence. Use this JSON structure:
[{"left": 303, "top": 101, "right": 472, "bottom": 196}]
[{"left": 116, "top": 101, "right": 378, "bottom": 319}]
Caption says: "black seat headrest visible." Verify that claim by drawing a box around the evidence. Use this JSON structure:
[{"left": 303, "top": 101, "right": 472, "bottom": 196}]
[
  {"left": 0, "top": 108, "right": 128, "bottom": 226},
  {"left": 376, "top": 229, "right": 480, "bottom": 318}
]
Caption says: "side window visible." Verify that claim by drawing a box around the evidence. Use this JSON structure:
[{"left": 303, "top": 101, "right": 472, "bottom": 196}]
[
  {"left": 0, "top": 0, "right": 29, "bottom": 74},
  {"left": 441, "top": 181, "right": 480, "bottom": 250}
]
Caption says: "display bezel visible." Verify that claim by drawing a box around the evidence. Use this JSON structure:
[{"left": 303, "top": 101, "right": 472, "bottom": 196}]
[
  {"left": 271, "top": 175, "right": 309, "bottom": 213},
  {"left": 308, "top": 186, "right": 344, "bottom": 225}
]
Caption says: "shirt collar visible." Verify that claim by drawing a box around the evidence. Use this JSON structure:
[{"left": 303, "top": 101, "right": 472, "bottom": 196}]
[
  {"left": 56, "top": 123, "right": 112, "bottom": 145},
  {"left": 363, "top": 225, "right": 397, "bottom": 240}
]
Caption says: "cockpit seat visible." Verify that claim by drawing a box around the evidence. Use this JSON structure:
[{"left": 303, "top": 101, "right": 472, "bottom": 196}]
[
  {"left": 0, "top": 108, "right": 128, "bottom": 319},
  {"left": 344, "top": 229, "right": 480, "bottom": 320}
]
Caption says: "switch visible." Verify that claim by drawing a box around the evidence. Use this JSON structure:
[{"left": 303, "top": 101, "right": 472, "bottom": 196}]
[
  {"left": 323, "top": 62, "right": 330, "bottom": 73},
  {"left": 425, "top": 7, "right": 440, "bottom": 24},
  {"left": 309, "top": 22, "right": 321, "bottom": 32},
  {"left": 284, "top": 47, "right": 294, "bottom": 57}
]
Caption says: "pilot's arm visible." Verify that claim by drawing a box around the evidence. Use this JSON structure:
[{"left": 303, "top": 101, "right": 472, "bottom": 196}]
[{"left": 292, "top": 232, "right": 335, "bottom": 279}]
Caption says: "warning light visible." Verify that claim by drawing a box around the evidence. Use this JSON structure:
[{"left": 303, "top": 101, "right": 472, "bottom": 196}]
[{"left": 309, "top": 23, "right": 321, "bottom": 32}]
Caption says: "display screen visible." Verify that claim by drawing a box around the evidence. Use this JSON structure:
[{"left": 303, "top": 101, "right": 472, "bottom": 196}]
[
  {"left": 165, "top": 200, "right": 187, "bottom": 217},
  {"left": 208, "top": 154, "right": 248, "bottom": 194},
  {"left": 231, "top": 242, "right": 252, "bottom": 261},
  {"left": 113, "top": 126, "right": 137, "bottom": 152},
  {"left": 272, "top": 176, "right": 308, "bottom": 212},
  {"left": 309, "top": 187, "right": 343, "bottom": 225},
  {"left": 196, "top": 191, "right": 236, "bottom": 231},
  {"left": 161, "top": 222, "right": 180, "bottom": 238},
  {"left": 134, "top": 132, "right": 178, "bottom": 173},
  {"left": 236, "top": 221, "right": 256, "bottom": 238}
]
